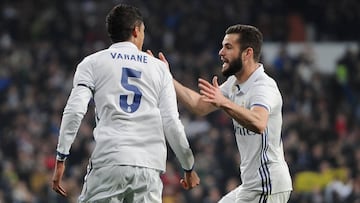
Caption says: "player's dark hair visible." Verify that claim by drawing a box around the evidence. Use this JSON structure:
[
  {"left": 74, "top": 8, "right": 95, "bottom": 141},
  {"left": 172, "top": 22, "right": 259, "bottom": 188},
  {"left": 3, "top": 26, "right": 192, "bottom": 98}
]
[
  {"left": 106, "top": 4, "right": 143, "bottom": 43},
  {"left": 226, "top": 24, "right": 263, "bottom": 62}
]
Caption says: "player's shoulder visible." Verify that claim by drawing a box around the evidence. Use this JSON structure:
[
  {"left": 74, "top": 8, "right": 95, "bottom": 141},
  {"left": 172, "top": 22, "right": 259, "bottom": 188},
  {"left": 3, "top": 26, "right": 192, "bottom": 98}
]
[
  {"left": 251, "top": 73, "right": 281, "bottom": 100},
  {"left": 87, "top": 48, "right": 110, "bottom": 60},
  {"left": 78, "top": 49, "right": 107, "bottom": 65},
  {"left": 254, "top": 68, "right": 277, "bottom": 87}
]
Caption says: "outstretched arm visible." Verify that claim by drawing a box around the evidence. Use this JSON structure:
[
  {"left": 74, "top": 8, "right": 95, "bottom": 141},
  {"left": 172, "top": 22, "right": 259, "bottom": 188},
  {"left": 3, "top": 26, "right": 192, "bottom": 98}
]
[
  {"left": 173, "top": 79, "right": 217, "bottom": 116},
  {"left": 147, "top": 50, "right": 217, "bottom": 116}
]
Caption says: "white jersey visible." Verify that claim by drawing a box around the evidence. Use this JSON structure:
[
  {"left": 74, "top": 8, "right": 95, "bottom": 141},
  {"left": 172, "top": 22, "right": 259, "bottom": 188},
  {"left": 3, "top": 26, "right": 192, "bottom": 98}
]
[
  {"left": 57, "top": 42, "right": 194, "bottom": 172},
  {"left": 220, "top": 65, "right": 292, "bottom": 194}
]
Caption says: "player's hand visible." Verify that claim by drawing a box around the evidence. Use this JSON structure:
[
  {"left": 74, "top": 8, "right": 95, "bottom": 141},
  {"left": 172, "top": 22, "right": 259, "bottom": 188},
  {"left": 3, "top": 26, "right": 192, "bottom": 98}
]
[
  {"left": 180, "top": 170, "right": 200, "bottom": 190},
  {"left": 52, "top": 160, "right": 67, "bottom": 197},
  {"left": 198, "top": 76, "right": 228, "bottom": 107},
  {"left": 146, "top": 50, "right": 170, "bottom": 71}
]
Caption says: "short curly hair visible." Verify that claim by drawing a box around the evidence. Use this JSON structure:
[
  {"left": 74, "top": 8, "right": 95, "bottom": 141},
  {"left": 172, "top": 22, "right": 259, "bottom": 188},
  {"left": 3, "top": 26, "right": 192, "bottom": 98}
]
[{"left": 106, "top": 4, "right": 143, "bottom": 43}]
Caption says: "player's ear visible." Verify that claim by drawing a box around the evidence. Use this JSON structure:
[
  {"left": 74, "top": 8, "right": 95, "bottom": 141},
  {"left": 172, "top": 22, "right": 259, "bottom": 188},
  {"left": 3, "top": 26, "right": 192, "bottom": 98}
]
[
  {"left": 244, "top": 47, "right": 253, "bottom": 58},
  {"left": 132, "top": 26, "right": 140, "bottom": 37}
]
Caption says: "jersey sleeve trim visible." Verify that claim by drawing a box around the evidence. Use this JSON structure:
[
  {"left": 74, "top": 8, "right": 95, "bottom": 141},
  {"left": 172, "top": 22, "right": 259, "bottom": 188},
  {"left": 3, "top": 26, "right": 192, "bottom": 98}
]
[
  {"left": 77, "top": 83, "right": 94, "bottom": 94},
  {"left": 251, "top": 103, "right": 270, "bottom": 112},
  {"left": 56, "top": 151, "right": 69, "bottom": 161}
]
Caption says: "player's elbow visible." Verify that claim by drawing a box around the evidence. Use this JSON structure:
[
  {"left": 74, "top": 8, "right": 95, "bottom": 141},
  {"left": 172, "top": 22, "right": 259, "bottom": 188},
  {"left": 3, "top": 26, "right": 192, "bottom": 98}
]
[
  {"left": 249, "top": 113, "right": 268, "bottom": 134},
  {"left": 254, "top": 122, "right": 267, "bottom": 134},
  {"left": 254, "top": 126, "right": 266, "bottom": 134},
  {"left": 244, "top": 122, "right": 266, "bottom": 134},
  {"left": 248, "top": 127, "right": 264, "bottom": 135}
]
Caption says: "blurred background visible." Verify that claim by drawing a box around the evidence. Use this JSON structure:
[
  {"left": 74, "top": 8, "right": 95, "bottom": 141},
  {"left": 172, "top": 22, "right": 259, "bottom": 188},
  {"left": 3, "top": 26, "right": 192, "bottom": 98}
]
[{"left": 0, "top": 0, "right": 359, "bottom": 202}]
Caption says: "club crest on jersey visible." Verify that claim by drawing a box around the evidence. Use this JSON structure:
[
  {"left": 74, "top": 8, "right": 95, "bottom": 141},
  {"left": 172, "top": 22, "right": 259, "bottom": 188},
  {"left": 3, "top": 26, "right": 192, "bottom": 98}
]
[{"left": 239, "top": 100, "right": 246, "bottom": 107}]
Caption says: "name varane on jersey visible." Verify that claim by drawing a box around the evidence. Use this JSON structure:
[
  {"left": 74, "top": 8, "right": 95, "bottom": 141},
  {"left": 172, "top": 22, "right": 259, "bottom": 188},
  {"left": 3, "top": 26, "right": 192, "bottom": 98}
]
[{"left": 110, "top": 52, "right": 148, "bottom": 63}]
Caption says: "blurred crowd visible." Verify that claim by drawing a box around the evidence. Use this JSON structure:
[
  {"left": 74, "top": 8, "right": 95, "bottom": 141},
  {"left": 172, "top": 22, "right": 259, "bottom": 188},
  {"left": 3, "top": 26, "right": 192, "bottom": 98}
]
[{"left": 0, "top": 0, "right": 360, "bottom": 203}]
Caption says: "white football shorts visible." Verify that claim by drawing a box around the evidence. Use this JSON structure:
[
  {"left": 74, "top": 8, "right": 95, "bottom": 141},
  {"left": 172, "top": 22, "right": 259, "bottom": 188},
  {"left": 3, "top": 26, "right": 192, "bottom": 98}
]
[{"left": 78, "top": 165, "right": 163, "bottom": 203}]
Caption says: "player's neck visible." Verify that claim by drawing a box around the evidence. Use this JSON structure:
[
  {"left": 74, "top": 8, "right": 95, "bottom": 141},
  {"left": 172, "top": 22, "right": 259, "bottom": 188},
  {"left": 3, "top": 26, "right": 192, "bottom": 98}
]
[{"left": 235, "top": 62, "right": 259, "bottom": 83}]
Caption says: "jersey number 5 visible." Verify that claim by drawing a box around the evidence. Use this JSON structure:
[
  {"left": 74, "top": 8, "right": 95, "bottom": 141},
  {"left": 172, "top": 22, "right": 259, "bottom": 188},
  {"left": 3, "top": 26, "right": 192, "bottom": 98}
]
[{"left": 120, "top": 67, "right": 142, "bottom": 113}]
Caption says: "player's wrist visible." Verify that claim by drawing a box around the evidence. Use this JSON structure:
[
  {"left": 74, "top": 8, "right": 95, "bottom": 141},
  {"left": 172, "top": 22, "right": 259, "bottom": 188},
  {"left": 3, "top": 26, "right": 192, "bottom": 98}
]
[{"left": 56, "top": 151, "right": 69, "bottom": 162}]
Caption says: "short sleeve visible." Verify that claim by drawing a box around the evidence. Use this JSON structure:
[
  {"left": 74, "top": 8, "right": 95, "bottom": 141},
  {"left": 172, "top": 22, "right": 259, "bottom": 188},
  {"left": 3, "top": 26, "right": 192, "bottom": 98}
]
[
  {"left": 73, "top": 57, "right": 95, "bottom": 90},
  {"left": 249, "top": 82, "right": 280, "bottom": 113}
]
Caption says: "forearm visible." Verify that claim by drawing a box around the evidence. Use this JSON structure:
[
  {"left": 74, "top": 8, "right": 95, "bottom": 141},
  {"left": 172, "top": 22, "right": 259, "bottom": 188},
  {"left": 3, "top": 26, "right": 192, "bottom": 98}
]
[
  {"left": 220, "top": 99, "right": 266, "bottom": 134},
  {"left": 173, "top": 79, "right": 216, "bottom": 116},
  {"left": 57, "top": 112, "right": 84, "bottom": 157},
  {"left": 164, "top": 119, "right": 194, "bottom": 171},
  {"left": 57, "top": 86, "right": 91, "bottom": 157}
]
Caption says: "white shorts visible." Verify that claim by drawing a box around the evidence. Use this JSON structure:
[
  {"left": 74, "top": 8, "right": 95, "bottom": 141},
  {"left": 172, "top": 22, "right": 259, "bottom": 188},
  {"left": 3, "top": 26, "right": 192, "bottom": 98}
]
[
  {"left": 218, "top": 185, "right": 291, "bottom": 203},
  {"left": 78, "top": 165, "right": 163, "bottom": 203}
]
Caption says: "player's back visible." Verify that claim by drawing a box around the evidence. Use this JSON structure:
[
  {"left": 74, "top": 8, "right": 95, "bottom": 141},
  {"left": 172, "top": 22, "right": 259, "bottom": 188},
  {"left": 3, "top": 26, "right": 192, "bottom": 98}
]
[{"left": 77, "top": 42, "right": 171, "bottom": 171}]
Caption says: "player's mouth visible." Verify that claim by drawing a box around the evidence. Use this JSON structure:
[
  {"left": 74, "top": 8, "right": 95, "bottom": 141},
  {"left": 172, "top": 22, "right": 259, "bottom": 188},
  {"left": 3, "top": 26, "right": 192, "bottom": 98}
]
[{"left": 221, "top": 58, "right": 229, "bottom": 70}]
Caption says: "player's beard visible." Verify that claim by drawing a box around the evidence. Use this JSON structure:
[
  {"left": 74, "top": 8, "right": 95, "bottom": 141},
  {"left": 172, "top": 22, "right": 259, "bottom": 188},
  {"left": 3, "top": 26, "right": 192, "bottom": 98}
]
[{"left": 222, "top": 56, "right": 243, "bottom": 78}]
